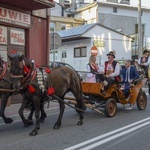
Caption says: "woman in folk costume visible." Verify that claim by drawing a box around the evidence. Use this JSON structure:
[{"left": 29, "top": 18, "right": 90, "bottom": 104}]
[
  {"left": 138, "top": 50, "right": 150, "bottom": 95},
  {"left": 86, "top": 55, "right": 102, "bottom": 83},
  {"left": 138, "top": 50, "right": 150, "bottom": 78}
]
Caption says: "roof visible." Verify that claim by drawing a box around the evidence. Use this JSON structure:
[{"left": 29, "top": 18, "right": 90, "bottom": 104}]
[
  {"left": 57, "top": 23, "right": 96, "bottom": 39},
  {"left": 57, "top": 23, "right": 133, "bottom": 40}
]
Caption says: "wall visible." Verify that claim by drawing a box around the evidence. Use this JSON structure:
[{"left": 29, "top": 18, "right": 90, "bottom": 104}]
[
  {"left": 55, "top": 25, "right": 132, "bottom": 71},
  {"left": 50, "top": 2, "right": 63, "bottom": 17},
  {"left": 83, "top": 25, "right": 132, "bottom": 65},
  {"left": 74, "top": 6, "right": 97, "bottom": 23},
  {"left": 57, "top": 39, "right": 92, "bottom": 71},
  {"left": 28, "top": 16, "right": 47, "bottom": 65}
]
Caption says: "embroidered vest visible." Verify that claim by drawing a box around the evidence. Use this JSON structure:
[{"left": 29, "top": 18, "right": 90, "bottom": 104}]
[
  {"left": 88, "top": 63, "right": 98, "bottom": 74},
  {"left": 104, "top": 61, "right": 121, "bottom": 82},
  {"left": 140, "top": 56, "right": 148, "bottom": 64}
]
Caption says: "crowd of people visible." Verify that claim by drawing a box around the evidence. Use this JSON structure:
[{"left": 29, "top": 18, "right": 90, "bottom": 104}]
[{"left": 86, "top": 49, "right": 150, "bottom": 101}]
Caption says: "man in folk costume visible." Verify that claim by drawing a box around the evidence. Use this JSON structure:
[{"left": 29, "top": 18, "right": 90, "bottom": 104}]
[
  {"left": 138, "top": 50, "right": 150, "bottom": 94},
  {"left": 100, "top": 51, "right": 120, "bottom": 93}
]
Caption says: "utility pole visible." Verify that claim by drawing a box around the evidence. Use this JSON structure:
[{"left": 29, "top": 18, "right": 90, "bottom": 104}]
[{"left": 138, "top": 0, "right": 142, "bottom": 57}]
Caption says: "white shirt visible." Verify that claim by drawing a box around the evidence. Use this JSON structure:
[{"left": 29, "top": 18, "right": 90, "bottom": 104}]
[{"left": 138, "top": 56, "right": 150, "bottom": 66}]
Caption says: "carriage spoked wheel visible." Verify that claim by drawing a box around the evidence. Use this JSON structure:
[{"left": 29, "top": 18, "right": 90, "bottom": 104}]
[
  {"left": 136, "top": 91, "right": 147, "bottom": 110},
  {"left": 105, "top": 98, "right": 117, "bottom": 117}
]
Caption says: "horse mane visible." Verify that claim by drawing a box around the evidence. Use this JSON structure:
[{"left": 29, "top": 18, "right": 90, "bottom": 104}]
[{"left": 23, "top": 57, "right": 33, "bottom": 69}]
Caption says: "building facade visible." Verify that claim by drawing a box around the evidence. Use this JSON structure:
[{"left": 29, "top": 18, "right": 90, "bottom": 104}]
[
  {"left": 0, "top": 0, "right": 54, "bottom": 65},
  {"left": 0, "top": 0, "right": 55, "bottom": 104},
  {"left": 54, "top": 23, "right": 132, "bottom": 71},
  {"left": 72, "top": 2, "right": 150, "bottom": 59}
]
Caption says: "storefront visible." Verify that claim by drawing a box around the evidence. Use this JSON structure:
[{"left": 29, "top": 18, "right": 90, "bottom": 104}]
[{"left": 0, "top": 0, "right": 54, "bottom": 103}]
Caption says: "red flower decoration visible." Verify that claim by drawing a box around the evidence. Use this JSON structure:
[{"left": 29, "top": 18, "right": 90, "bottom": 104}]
[
  {"left": 28, "top": 84, "right": 35, "bottom": 93},
  {"left": 45, "top": 68, "right": 51, "bottom": 73},
  {"left": 36, "top": 64, "right": 39, "bottom": 68},
  {"left": 47, "top": 87, "right": 55, "bottom": 95}
]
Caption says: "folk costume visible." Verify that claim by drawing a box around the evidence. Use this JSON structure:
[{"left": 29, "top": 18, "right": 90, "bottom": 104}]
[
  {"left": 86, "top": 62, "right": 101, "bottom": 83},
  {"left": 138, "top": 50, "right": 150, "bottom": 78},
  {"left": 97, "top": 51, "right": 120, "bottom": 92}
]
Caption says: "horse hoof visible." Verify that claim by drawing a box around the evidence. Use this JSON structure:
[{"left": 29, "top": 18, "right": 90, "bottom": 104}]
[
  {"left": 53, "top": 123, "right": 61, "bottom": 129},
  {"left": 5, "top": 118, "right": 13, "bottom": 124},
  {"left": 77, "top": 120, "right": 83, "bottom": 125},
  {"left": 29, "top": 130, "right": 38, "bottom": 136}
]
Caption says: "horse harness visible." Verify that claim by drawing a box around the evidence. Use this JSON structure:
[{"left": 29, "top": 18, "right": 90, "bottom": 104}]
[{"left": 22, "top": 64, "right": 48, "bottom": 94}]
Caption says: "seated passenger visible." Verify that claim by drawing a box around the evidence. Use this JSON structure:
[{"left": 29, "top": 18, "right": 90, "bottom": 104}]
[
  {"left": 86, "top": 55, "right": 102, "bottom": 83},
  {"left": 120, "top": 59, "right": 139, "bottom": 101}
]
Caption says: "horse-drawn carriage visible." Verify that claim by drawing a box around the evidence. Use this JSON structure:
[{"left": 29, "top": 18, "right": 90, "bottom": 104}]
[
  {"left": 0, "top": 57, "right": 148, "bottom": 136},
  {"left": 53, "top": 62, "right": 147, "bottom": 117}
]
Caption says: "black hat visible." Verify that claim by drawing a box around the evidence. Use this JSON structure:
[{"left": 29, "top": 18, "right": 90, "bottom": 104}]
[
  {"left": 107, "top": 51, "right": 115, "bottom": 58},
  {"left": 143, "top": 50, "right": 149, "bottom": 54}
]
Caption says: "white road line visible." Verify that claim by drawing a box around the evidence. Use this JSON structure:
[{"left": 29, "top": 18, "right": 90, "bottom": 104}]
[
  {"left": 80, "top": 121, "right": 150, "bottom": 150},
  {"left": 64, "top": 117, "right": 150, "bottom": 150}
]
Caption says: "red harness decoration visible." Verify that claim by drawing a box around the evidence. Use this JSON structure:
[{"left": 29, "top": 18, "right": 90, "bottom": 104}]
[
  {"left": 28, "top": 84, "right": 35, "bottom": 93},
  {"left": 24, "top": 65, "right": 30, "bottom": 74},
  {"left": 47, "top": 87, "right": 55, "bottom": 95},
  {"left": 0, "top": 63, "right": 7, "bottom": 80}
]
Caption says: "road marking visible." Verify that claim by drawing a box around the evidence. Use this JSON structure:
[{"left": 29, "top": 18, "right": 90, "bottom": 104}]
[
  {"left": 80, "top": 121, "right": 150, "bottom": 150},
  {"left": 64, "top": 117, "right": 150, "bottom": 150}
]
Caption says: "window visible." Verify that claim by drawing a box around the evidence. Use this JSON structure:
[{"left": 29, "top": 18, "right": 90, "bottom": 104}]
[
  {"left": 113, "top": 7, "right": 117, "bottom": 13},
  {"left": 135, "top": 24, "right": 145, "bottom": 34},
  {"left": 50, "top": 23, "right": 55, "bottom": 32},
  {"left": 74, "top": 46, "right": 87, "bottom": 58},
  {"left": 62, "top": 52, "right": 67, "bottom": 58},
  {"left": 61, "top": 24, "right": 72, "bottom": 30}
]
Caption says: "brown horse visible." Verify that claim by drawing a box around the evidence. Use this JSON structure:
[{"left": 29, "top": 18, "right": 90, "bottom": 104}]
[
  {"left": 0, "top": 59, "right": 14, "bottom": 124},
  {"left": 0, "top": 58, "right": 46, "bottom": 126},
  {"left": 8, "top": 55, "right": 84, "bottom": 136}
]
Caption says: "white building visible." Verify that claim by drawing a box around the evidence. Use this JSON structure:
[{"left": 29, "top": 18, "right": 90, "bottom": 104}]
[
  {"left": 70, "top": 2, "right": 150, "bottom": 59},
  {"left": 51, "top": 23, "right": 133, "bottom": 71}
]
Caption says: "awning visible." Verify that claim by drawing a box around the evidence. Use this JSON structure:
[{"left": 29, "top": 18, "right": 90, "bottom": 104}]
[{"left": 0, "top": 0, "right": 55, "bottom": 10}]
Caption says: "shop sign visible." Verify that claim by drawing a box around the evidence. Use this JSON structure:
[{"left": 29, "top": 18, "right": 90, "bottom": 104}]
[
  {"left": 93, "top": 40, "right": 105, "bottom": 47},
  {"left": 10, "top": 28, "right": 25, "bottom": 46},
  {"left": 0, "top": 7, "right": 30, "bottom": 27},
  {"left": 0, "top": 25, "right": 7, "bottom": 45}
]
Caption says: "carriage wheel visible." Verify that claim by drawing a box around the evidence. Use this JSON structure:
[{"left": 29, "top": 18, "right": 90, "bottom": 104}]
[
  {"left": 105, "top": 98, "right": 117, "bottom": 117},
  {"left": 136, "top": 91, "right": 147, "bottom": 110}
]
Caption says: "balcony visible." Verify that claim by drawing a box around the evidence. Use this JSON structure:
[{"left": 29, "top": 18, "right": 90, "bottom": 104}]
[{"left": 0, "top": 0, "right": 55, "bottom": 11}]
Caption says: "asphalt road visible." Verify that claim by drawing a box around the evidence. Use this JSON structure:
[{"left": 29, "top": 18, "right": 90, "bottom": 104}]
[{"left": 0, "top": 94, "right": 150, "bottom": 150}]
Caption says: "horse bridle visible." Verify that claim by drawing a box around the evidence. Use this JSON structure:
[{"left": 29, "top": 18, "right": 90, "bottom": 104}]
[{"left": 10, "top": 60, "right": 25, "bottom": 78}]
